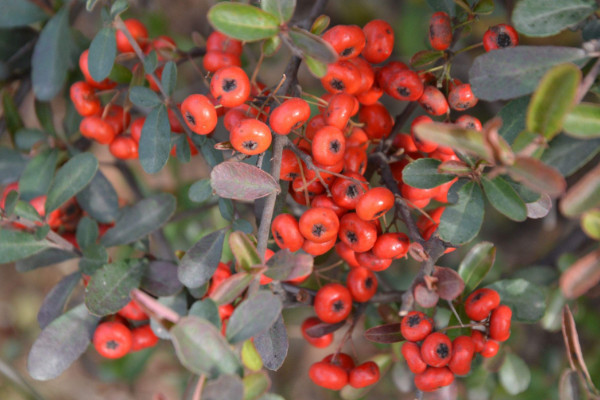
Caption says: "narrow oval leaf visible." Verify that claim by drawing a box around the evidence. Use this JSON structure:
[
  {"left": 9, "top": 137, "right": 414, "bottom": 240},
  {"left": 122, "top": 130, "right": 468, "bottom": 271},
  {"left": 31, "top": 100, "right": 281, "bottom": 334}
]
[
  {"left": 311, "top": 14, "right": 330, "bottom": 35},
  {"left": 207, "top": 3, "right": 280, "bottom": 42},
  {"left": 458, "top": 242, "right": 496, "bottom": 292},
  {"left": 414, "top": 122, "right": 493, "bottom": 162},
  {"left": 76, "top": 217, "right": 98, "bottom": 250},
  {"left": 242, "top": 340, "right": 263, "bottom": 372},
  {"left": 305, "top": 321, "right": 345, "bottom": 338},
  {"left": 0, "top": 0, "right": 48, "bottom": 28},
  {"left": 15, "top": 248, "right": 76, "bottom": 272},
  {"left": 100, "top": 193, "right": 176, "bottom": 247},
  {"left": 499, "top": 353, "right": 531, "bottom": 395},
  {"left": 482, "top": 176, "right": 527, "bottom": 221},
  {"left": 402, "top": 158, "right": 455, "bottom": 189},
  {"left": 559, "top": 369, "right": 584, "bottom": 400},
  {"left": 203, "top": 374, "right": 244, "bottom": 400},
  {"left": 85, "top": 260, "right": 145, "bottom": 316},
  {"left": 304, "top": 55, "right": 328, "bottom": 78},
  {"left": 438, "top": 181, "right": 485, "bottom": 246},
  {"left": 76, "top": 170, "right": 120, "bottom": 223},
  {"left": 189, "top": 299, "right": 221, "bottom": 329},
  {"left": 139, "top": 104, "right": 171, "bottom": 174},
  {"left": 513, "top": 0, "right": 595, "bottom": 37},
  {"left": 261, "top": 0, "right": 296, "bottom": 23},
  {"left": 227, "top": 292, "right": 282, "bottom": 343},
  {"left": 161, "top": 61, "right": 177, "bottom": 96},
  {"left": 560, "top": 163, "right": 600, "bottom": 217},
  {"left": 88, "top": 27, "right": 117, "bottom": 82},
  {"left": 253, "top": 314, "right": 288, "bottom": 371},
  {"left": 38, "top": 272, "right": 81, "bottom": 329},
  {"left": 265, "top": 249, "right": 313, "bottom": 281},
  {"left": 364, "top": 323, "right": 404, "bottom": 344},
  {"left": 507, "top": 156, "right": 566, "bottom": 197},
  {"left": 487, "top": 279, "right": 546, "bottom": 322},
  {"left": 243, "top": 372, "right": 270, "bottom": 400},
  {"left": 541, "top": 135, "right": 600, "bottom": 177},
  {"left": 0, "top": 230, "right": 52, "bottom": 264},
  {"left": 229, "top": 231, "right": 262, "bottom": 271},
  {"left": 141, "top": 260, "right": 183, "bottom": 297},
  {"left": 0, "top": 148, "right": 27, "bottom": 185},
  {"left": 469, "top": 46, "right": 588, "bottom": 101},
  {"left": 27, "top": 304, "right": 100, "bottom": 381},
  {"left": 563, "top": 103, "right": 600, "bottom": 139},
  {"left": 178, "top": 229, "right": 226, "bottom": 289},
  {"left": 2, "top": 90, "right": 24, "bottom": 136},
  {"left": 581, "top": 209, "right": 600, "bottom": 240},
  {"left": 210, "top": 272, "right": 254, "bottom": 305},
  {"left": 14, "top": 200, "right": 42, "bottom": 223},
  {"left": 45, "top": 153, "right": 98, "bottom": 214},
  {"left": 130, "top": 86, "right": 162, "bottom": 108},
  {"left": 288, "top": 27, "right": 338, "bottom": 64},
  {"left": 410, "top": 50, "right": 444, "bottom": 68},
  {"left": 498, "top": 96, "right": 529, "bottom": 144},
  {"left": 560, "top": 249, "right": 600, "bottom": 299},
  {"left": 526, "top": 63, "right": 580, "bottom": 140},
  {"left": 211, "top": 162, "right": 279, "bottom": 201},
  {"left": 170, "top": 316, "right": 243, "bottom": 379},
  {"left": 432, "top": 266, "right": 465, "bottom": 301},
  {"left": 189, "top": 179, "right": 215, "bottom": 203},
  {"left": 19, "top": 149, "right": 59, "bottom": 201}
]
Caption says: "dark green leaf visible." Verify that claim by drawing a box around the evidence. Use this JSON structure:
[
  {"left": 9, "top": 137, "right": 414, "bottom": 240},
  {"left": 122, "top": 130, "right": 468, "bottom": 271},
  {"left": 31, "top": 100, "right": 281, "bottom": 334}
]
[
  {"left": 498, "top": 96, "right": 529, "bottom": 144},
  {"left": 171, "top": 316, "right": 243, "bottom": 378},
  {"left": 32, "top": 8, "right": 72, "bottom": 101},
  {"left": 253, "top": 315, "right": 288, "bottom": 371},
  {"left": 189, "top": 299, "right": 221, "bottom": 329},
  {"left": 473, "top": 0, "right": 494, "bottom": 14},
  {"left": 34, "top": 224, "right": 50, "bottom": 241},
  {"left": 139, "top": 104, "right": 171, "bottom": 174},
  {"left": 0, "top": 148, "right": 27, "bottom": 185},
  {"left": 211, "top": 161, "right": 280, "bottom": 201},
  {"left": 265, "top": 249, "right": 313, "bottom": 281},
  {"left": 85, "top": 260, "right": 145, "bottom": 316},
  {"left": 140, "top": 260, "right": 182, "bottom": 297},
  {"left": 0, "top": 0, "right": 48, "bottom": 28},
  {"left": 110, "top": 0, "right": 129, "bottom": 17},
  {"left": 200, "top": 139, "right": 224, "bottom": 167},
  {"left": 15, "top": 248, "right": 76, "bottom": 272},
  {"left": 482, "top": 176, "right": 527, "bottom": 221},
  {"left": 563, "top": 103, "right": 600, "bottom": 138},
  {"left": 79, "top": 244, "right": 108, "bottom": 275},
  {"left": 38, "top": 272, "right": 81, "bottom": 329},
  {"left": 243, "top": 372, "right": 270, "bottom": 400},
  {"left": 45, "top": 153, "right": 98, "bottom": 214},
  {"left": 108, "top": 63, "right": 132, "bottom": 83},
  {"left": 19, "top": 149, "right": 58, "bottom": 201},
  {"left": 15, "top": 129, "right": 46, "bottom": 151},
  {"left": 76, "top": 170, "right": 120, "bottom": 224},
  {"left": 288, "top": 27, "right": 337, "bottom": 63},
  {"left": 583, "top": 19, "right": 600, "bottom": 41},
  {"left": 402, "top": 158, "right": 455, "bottom": 189},
  {"left": 189, "top": 179, "right": 214, "bottom": 203},
  {"left": 2, "top": 90, "right": 23, "bottom": 137},
  {"left": 0, "top": 229, "right": 52, "bottom": 264},
  {"left": 14, "top": 200, "right": 42, "bottom": 222},
  {"left": 438, "top": 181, "right": 484, "bottom": 245},
  {"left": 76, "top": 217, "right": 98, "bottom": 250},
  {"left": 458, "top": 242, "right": 496, "bottom": 293},
  {"left": 261, "top": 0, "right": 296, "bottom": 23},
  {"left": 488, "top": 279, "right": 546, "bottom": 322},
  {"left": 202, "top": 374, "right": 244, "bottom": 400},
  {"left": 161, "top": 61, "right": 177, "bottom": 96},
  {"left": 507, "top": 156, "right": 566, "bottom": 197},
  {"left": 219, "top": 198, "right": 234, "bottom": 221},
  {"left": 513, "top": 0, "right": 595, "bottom": 37},
  {"left": 130, "top": 86, "right": 162, "bottom": 108},
  {"left": 100, "top": 193, "right": 176, "bottom": 247},
  {"left": 499, "top": 353, "right": 531, "bottom": 394},
  {"left": 233, "top": 219, "right": 253, "bottom": 234},
  {"left": 227, "top": 292, "right": 282, "bottom": 344},
  {"left": 410, "top": 50, "right": 444, "bottom": 69},
  {"left": 3, "top": 190, "right": 18, "bottom": 216},
  {"left": 262, "top": 36, "right": 281, "bottom": 57},
  {"left": 207, "top": 3, "right": 280, "bottom": 42},
  {"left": 469, "top": 46, "right": 588, "bottom": 101},
  {"left": 86, "top": 0, "right": 100, "bottom": 11},
  {"left": 304, "top": 55, "right": 327, "bottom": 78},
  {"left": 34, "top": 100, "right": 57, "bottom": 137},
  {"left": 541, "top": 135, "right": 600, "bottom": 177},
  {"left": 178, "top": 229, "right": 226, "bottom": 289},
  {"left": 143, "top": 50, "right": 157, "bottom": 74},
  {"left": 425, "top": 0, "right": 456, "bottom": 16},
  {"left": 27, "top": 304, "right": 100, "bottom": 381},
  {"left": 173, "top": 134, "right": 191, "bottom": 163},
  {"left": 88, "top": 27, "right": 117, "bottom": 82}
]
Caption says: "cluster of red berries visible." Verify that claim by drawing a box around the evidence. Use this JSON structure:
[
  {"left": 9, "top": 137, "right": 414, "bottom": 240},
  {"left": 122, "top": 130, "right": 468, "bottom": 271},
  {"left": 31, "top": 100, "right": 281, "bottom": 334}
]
[
  {"left": 308, "top": 352, "right": 380, "bottom": 390},
  {"left": 92, "top": 299, "right": 158, "bottom": 359},
  {"left": 400, "top": 288, "right": 512, "bottom": 392}
]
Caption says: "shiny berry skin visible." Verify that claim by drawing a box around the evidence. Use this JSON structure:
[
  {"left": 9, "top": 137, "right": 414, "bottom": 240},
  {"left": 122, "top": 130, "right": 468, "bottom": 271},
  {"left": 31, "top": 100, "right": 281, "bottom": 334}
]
[
  {"left": 118, "top": 299, "right": 148, "bottom": 321},
  {"left": 448, "top": 83, "right": 478, "bottom": 111},
  {"left": 346, "top": 267, "right": 378, "bottom": 302},
  {"left": 428, "top": 12, "right": 452, "bottom": 51},
  {"left": 358, "top": 102, "right": 393, "bottom": 140},
  {"left": 130, "top": 117, "right": 145, "bottom": 142},
  {"left": 80, "top": 116, "right": 117, "bottom": 145},
  {"left": 269, "top": 98, "right": 311, "bottom": 135},
  {"left": 349, "top": 57, "right": 375, "bottom": 94},
  {"left": 109, "top": 136, "right": 139, "bottom": 159},
  {"left": 448, "top": 336, "right": 475, "bottom": 376},
  {"left": 302, "top": 237, "right": 336, "bottom": 256},
  {"left": 400, "top": 311, "right": 433, "bottom": 342},
  {"left": 372, "top": 232, "right": 409, "bottom": 259},
  {"left": 481, "top": 339, "right": 500, "bottom": 358},
  {"left": 203, "top": 51, "right": 241, "bottom": 72},
  {"left": 279, "top": 149, "right": 301, "bottom": 181},
  {"left": 148, "top": 35, "right": 176, "bottom": 61},
  {"left": 347, "top": 127, "right": 369, "bottom": 149},
  {"left": 210, "top": 66, "right": 250, "bottom": 108},
  {"left": 271, "top": 213, "right": 304, "bottom": 252},
  {"left": 314, "top": 283, "right": 353, "bottom": 324},
  {"left": 401, "top": 184, "right": 438, "bottom": 202},
  {"left": 355, "top": 251, "right": 392, "bottom": 272},
  {"left": 207, "top": 262, "right": 232, "bottom": 296},
  {"left": 489, "top": 305, "right": 512, "bottom": 342},
  {"left": 321, "top": 60, "right": 362, "bottom": 94},
  {"left": 382, "top": 68, "right": 424, "bottom": 102},
  {"left": 311, "top": 196, "right": 346, "bottom": 219},
  {"left": 93, "top": 321, "right": 132, "bottom": 359},
  {"left": 362, "top": 20, "right": 394, "bottom": 64},
  {"left": 219, "top": 303, "right": 235, "bottom": 320},
  {"left": 335, "top": 242, "right": 361, "bottom": 268},
  {"left": 103, "top": 105, "right": 130, "bottom": 135},
  {"left": 116, "top": 19, "right": 148, "bottom": 53},
  {"left": 402, "top": 341, "right": 428, "bottom": 374},
  {"left": 470, "top": 329, "right": 486, "bottom": 353},
  {"left": 325, "top": 93, "right": 356, "bottom": 130},
  {"left": 357, "top": 85, "right": 383, "bottom": 105},
  {"left": 180, "top": 94, "right": 218, "bottom": 135},
  {"left": 338, "top": 213, "right": 377, "bottom": 253},
  {"left": 130, "top": 325, "right": 159, "bottom": 352},
  {"left": 312, "top": 126, "right": 346, "bottom": 166},
  {"left": 464, "top": 288, "right": 501, "bottom": 321},
  {"left": 70, "top": 82, "right": 101, "bottom": 116},
  {"left": 421, "top": 332, "right": 452, "bottom": 367},
  {"left": 322, "top": 25, "right": 366, "bottom": 60},
  {"left": 330, "top": 172, "right": 368, "bottom": 210},
  {"left": 323, "top": 352, "right": 355, "bottom": 373},
  {"left": 418, "top": 85, "right": 449, "bottom": 116},
  {"left": 206, "top": 31, "right": 243, "bottom": 56},
  {"left": 309, "top": 361, "right": 348, "bottom": 390},
  {"left": 230, "top": 119, "right": 272, "bottom": 155},
  {"left": 299, "top": 207, "right": 340, "bottom": 243},
  {"left": 349, "top": 361, "right": 380, "bottom": 388},
  {"left": 79, "top": 50, "right": 116, "bottom": 90},
  {"left": 410, "top": 115, "right": 438, "bottom": 153},
  {"left": 302, "top": 317, "right": 334, "bottom": 348},
  {"left": 414, "top": 367, "right": 455, "bottom": 392},
  {"left": 355, "top": 187, "right": 394, "bottom": 221},
  {"left": 456, "top": 114, "right": 483, "bottom": 131},
  {"left": 344, "top": 146, "right": 368, "bottom": 175},
  {"left": 483, "top": 24, "right": 519, "bottom": 52}
]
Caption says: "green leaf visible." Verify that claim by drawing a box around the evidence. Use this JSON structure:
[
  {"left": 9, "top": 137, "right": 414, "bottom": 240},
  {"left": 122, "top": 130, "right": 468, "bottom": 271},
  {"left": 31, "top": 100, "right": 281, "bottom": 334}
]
[
  {"left": 139, "top": 104, "right": 171, "bottom": 174},
  {"left": 210, "top": 272, "right": 254, "bottom": 305},
  {"left": 130, "top": 86, "right": 162, "bottom": 108},
  {"left": 473, "top": 0, "right": 494, "bottom": 14},
  {"left": 2, "top": 90, "right": 24, "bottom": 137},
  {"left": 229, "top": 231, "right": 261, "bottom": 271},
  {"left": 173, "top": 134, "right": 191, "bottom": 163},
  {"left": 304, "top": 55, "right": 328, "bottom": 78},
  {"left": 85, "top": 260, "right": 145, "bottom": 316},
  {"left": 32, "top": 7, "right": 73, "bottom": 101},
  {"left": 581, "top": 209, "right": 600, "bottom": 240},
  {"left": 79, "top": 244, "right": 108, "bottom": 275},
  {"left": 261, "top": 0, "right": 296, "bottom": 23},
  {"left": 488, "top": 279, "right": 546, "bottom": 322},
  {"left": 499, "top": 353, "right": 531, "bottom": 394},
  {"left": 16, "top": 248, "right": 76, "bottom": 272},
  {"left": 76, "top": 217, "right": 98, "bottom": 250},
  {"left": 413, "top": 122, "right": 493, "bottom": 163},
  {"left": 507, "top": 156, "right": 566, "bottom": 197},
  {"left": 527, "top": 63, "right": 580, "bottom": 140},
  {"left": 45, "top": 153, "right": 98, "bottom": 214},
  {"left": 3, "top": 190, "right": 18, "bottom": 216},
  {"left": 425, "top": 0, "right": 456, "bottom": 16},
  {"left": 264, "top": 249, "right": 313, "bottom": 281},
  {"left": 141, "top": 260, "right": 183, "bottom": 297},
  {"left": 14, "top": 200, "right": 43, "bottom": 223},
  {"left": 76, "top": 170, "right": 120, "bottom": 224},
  {"left": 189, "top": 179, "right": 214, "bottom": 203},
  {"left": 563, "top": 103, "right": 600, "bottom": 139},
  {"left": 178, "top": 229, "right": 226, "bottom": 289},
  {"left": 469, "top": 46, "right": 588, "bottom": 101},
  {"left": 410, "top": 50, "right": 444, "bottom": 69},
  {"left": 143, "top": 50, "right": 157, "bottom": 74},
  {"left": 27, "top": 304, "right": 100, "bottom": 381},
  {"left": 438, "top": 181, "right": 484, "bottom": 245},
  {"left": 233, "top": 219, "right": 253, "bottom": 234},
  {"left": 0, "top": 229, "right": 52, "bottom": 264},
  {"left": 513, "top": 0, "right": 595, "bottom": 37},
  {"left": 243, "top": 372, "right": 270, "bottom": 400},
  {"left": 207, "top": 3, "right": 281, "bottom": 42},
  {"left": 481, "top": 176, "right": 527, "bottom": 221},
  {"left": 86, "top": 0, "right": 100, "bottom": 11},
  {"left": 0, "top": 0, "right": 48, "bottom": 28},
  {"left": 161, "top": 61, "right": 177, "bottom": 96},
  {"left": 88, "top": 27, "right": 117, "bottom": 82},
  {"left": 253, "top": 315, "right": 288, "bottom": 371},
  {"left": 100, "top": 193, "right": 176, "bottom": 247},
  {"left": 35, "top": 100, "right": 57, "bottom": 137},
  {"left": 0, "top": 148, "right": 27, "bottom": 185},
  {"left": 497, "top": 97, "right": 529, "bottom": 144},
  {"left": 108, "top": 63, "right": 133, "bottom": 84},
  {"left": 171, "top": 316, "right": 243, "bottom": 379},
  {"left": 37, "top": 272, "right": 81, "bottom": 329},
  {"left": 211, "top": 162, "right": 280, "bottom": 201},
  {"left": 288, "top": 27, "right": 338, "bottom": 63},
  {"left": 262, "top": 36, "right": 282, "bottom": 57},
  {"left": 242, "top": 340, "right": 263, "bottom": 372},
  {"left": 189, "top": 299, "right": 221, "bottom": 330},
  {"left": 310, "top": 14, "right": 330, "bottom": 35},
  {"left": 19, "top": 149, "right": 58, "bottom": 201},
  {"left": 402, "top": 158, "right": 455, "bottom": 189},
  {"left": 542, "top": 135, "right": 600, "bottom": 178},
  {"left": 110, "top": 0, "right": 129, "bottom": 17},
  {"left": 227, "top": 292, "right": 282, "bottom": 344},
  {"left": 15, "top": 129, "right": 46, "bottom": 151},
  {"left": 458, "top": 242, "right": 496, "bottom": 293},
  {"left": 219, "top": 198, "right": 234, "bottom": 221}
]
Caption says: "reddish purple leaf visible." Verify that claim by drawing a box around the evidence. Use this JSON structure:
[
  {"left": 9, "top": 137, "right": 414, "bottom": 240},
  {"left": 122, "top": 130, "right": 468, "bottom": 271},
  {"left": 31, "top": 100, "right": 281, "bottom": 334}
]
[
  {"left": 560, "top": 249, "right": 600, "bottom": 299},
  {"left": 414, "top": 282, "right": 439, "bottom": 308},
  {"left": 433, "top": 266, "right": 465, "bottom": 301},
  {"left": 507, "top": 156, "right": 566, "bottom": 197},
  {"left": 305, "top": 321, "right": 345, "bottom": 338},
  {"left": 364, "top": 323, "right": 404, "bottom": 344},
  {"left": 211, "top": 161, "right": 280, "bottom": 201}
]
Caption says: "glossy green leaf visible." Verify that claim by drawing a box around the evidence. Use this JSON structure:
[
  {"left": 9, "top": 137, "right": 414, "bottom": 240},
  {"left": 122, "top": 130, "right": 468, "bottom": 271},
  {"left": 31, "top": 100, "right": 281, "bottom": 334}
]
[
  {"left": 264, "top": 249, "right": 313, "bottom": 281},
  {"left": 482, "top": 176, "right": 527, "bottom": 221},
  {"left": 288, "top": 27, "right": 338, "bottom": 64},
  {"left": 37, "top": 272, "right": 81, "bottom": 329},
  {"left": 413, "top": 122, "right": 493, "bottom": 162},
  {"left": 34, "top": 100, "right": 57, "bottom": 137},
  {"left": 207, "top": 3, "right": 280, "bottom": 42},
  {"left": 438, "top": 181, "right": 485, "bottom": 245},
  {"left": 79, "top": 244, "right": 108, "bottom": 275},
  {"left": 563, "top": 103, "right": 600, "bottom": 138},
  {"left": 469, "top": 46, "right": 588, "bottom": 101},
  {"left": 27, "top": 304, "right": 100, "bottom": 381},
  {"left": 129, "top": 86, "right": 162, "bottom": 108},
  {"left": 0, "top": 0, "right": 48, "bottom": 28},
  {"left": 513, "top": 0, "right": 595, "bottom": 37},
  {"left": 227, "top": 292, "right": 282, "bottom": 344},
  {"left": 507, "top": 156, "right": 566, "bottom": 197},
  {"left": 88, "top": 27, "right": 117, "bottom": 82},
  {"left": 499, "top": 353, "right": 531, "bottom": 394},
  {"left": 473, "top": 0, "right": 494, "bottom": 14},
  {"left": 253, "top": 315, "right": 288, "bottom": 371},
  {"left": 14, "top": 199, "right": 42, "bottom": 223},
  {"left": 310, "top": 15, "right": 330, "bottom": 35},
  {"left": 402, "top": 158, "right": 455, "bottom": 189},
  {"left": 541, "top": 135, "right": 600, "bottom": 177},
  {"left": 100, "top": 193, "right": 176, "bottom": 247},
  {"left": 178, "top": 229, "right": 226, "bottom": 289},
  {"left": 45, "top": 153, "right": 98, "bottom": 214},
  {"left": 76, "top": 217, "right": 98, "bottom": 250},
  {"left": 161, "top": 61, "right": 177, "bottom": 96},
  {"left": 488, "top": 279, "right": 546, "bottom": 322},
  {"left": 19, "top": 149, "right": 58, "bottom": 201},
  {"left": 243, "top": 372, "right": 270, "bottom": 400},
  {"left": 189, "top": 299, "right": 221, "bottom": 329},
  {"left": 261, "top": 0, "right": 296, "bottom": 23},
  {"left": 262, "top": 36, "right": 282, "bottom": 57},
  {"left": 76, "top": 170, "right": 120, "bottom": 224},
  {"left": 0, "top": 148, "right": 27, "bottom": 185},
  {"left": 0, "top": 229, "right": 52, "bottom": 264},
  {"left": 139, "top": 104, "right": 171, "bottom": 174},
  {"left": 304, "top": 55, "right": 327, "bottom": 78},
  {"left": 189, "top": 179, "right": 214, "bottom": 203},
  {"left": 527, "top": 64, "right": 580, "bottom": 140},
  {"left": 110, "top": 0, "right": 129, "bottom": 17},
  {"left": 211, "top": 162, "right": 279, "bottom": 201},
  {"left": 458, "top": 242, "right": 496, "bottom": 293},
  {"left": 581, "top": 209, "right": 600, "bottom": 240},
  {"left": 171, "top": 316, "right": 243, "bottom": 379}
]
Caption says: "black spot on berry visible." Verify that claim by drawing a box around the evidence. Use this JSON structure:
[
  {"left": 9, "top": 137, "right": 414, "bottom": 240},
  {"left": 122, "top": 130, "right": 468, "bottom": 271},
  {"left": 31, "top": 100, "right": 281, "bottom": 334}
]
[
  {"left": 365, "top": 277, "right": 373, "bottom": 289},
  {"left": 346, "top": 184, "right": 359, "bottom": 198},
  {"left": 333, "top": 299, "right": 346, "bottom": 313},
  {"left": 331, "top": 79, "right": 345, "bottom": 91},
  {"left": 341, "top": 47, "right": 354, "bottom": 57},
  {"left": 497, "top": 32, "right": 512, "bottom": 48},
  {"left": 222, "top": 78, "right": 237, "bottom": 92},
  {"left": 329, "top": 139, "right": 341, "bottom": 154},
  {"left": 275, "top": 231, "right": 283, "bottom": 243},
  {"left": 397, "top": 87, "right": 410, "bottom": 97},
  {"left": 436, "top": 343, "right": 449, "bottom": 359},
  {"left": 185, "top": 111, "right": 196, "bottom": 126},
  {"left": 345, "top": 230, "right": 358, "bottom": 243},
  {"left": 407, "top": 314, "right": 421, "bottom": 327},
  {"left": 106, "top": 340, "right": 119, "bottom": 350},
  {"left": 242, "top": 140, "right": 258, "bottom": 150},
  {"left": 312, "top": 224, "right": 325, "bottom": 237}
]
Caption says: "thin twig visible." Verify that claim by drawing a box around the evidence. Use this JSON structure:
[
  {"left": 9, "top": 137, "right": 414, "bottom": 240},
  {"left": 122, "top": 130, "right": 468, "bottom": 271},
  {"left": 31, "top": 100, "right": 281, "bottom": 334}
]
[{"left": 576, "top": 57, "right": 600, "bottom": 103}]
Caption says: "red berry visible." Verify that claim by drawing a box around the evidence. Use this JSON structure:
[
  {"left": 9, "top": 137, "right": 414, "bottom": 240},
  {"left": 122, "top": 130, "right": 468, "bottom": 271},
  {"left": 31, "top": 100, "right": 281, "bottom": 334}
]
[
  {"left": 210, "top": 66, "right": 250, "bottom": 108},
  {"left": 400, "top": 311, "right": 433, "bottom": 342},
  {"left": 346, "top": 267, "right": 378, "bottom": 302},
  {"left": 309, "top": 361, "right": 348, "bottom": 390},
  {"left": 322, "top": 25, "right": 366, "bottom": 60},
  {"left": 418, "top": 85, "right": 449, "bottom": 116},
  {"left": 470, "top": 329, "right": 486, "bottom": 353},
  {"left": 271, "top": 213, "right": 304, "bottom": 252},
  {"left": 314, "top": 283, "right": 353, "bottom": 324},
  {"left": 206, "top": 31, "right": 243, "bottom": 56},
  {"left": 302, "top": 237, "right": 337, "bottom": 256},
  {"left": 118, "top": 299, "right": 148, "bottom": 321},
  {"left": 349, "top": 361, "right": 380, "bottom": 388},
  {"left": 410, "top": 115, "right": 438, "bottom": 153},
  {"left": 381, "top": 68, "right": 423, "bottom": 101},
  {"left": 464, "top": 288, "right": 501, "bottom": 321},
  {"left": 358, "top": 102, "right": 393, "bottom": 139},
  {"left": 448, "top": 335, "right": 475, "bottom": 376},
  {"left": 321, "top": 60, "right": 362, "bottom": 94},
  {"left": 372, "top": 232, "right": 409, "bottom": 259},
  {"left": 116, "top": 19, "right": 148, "bottom": 53},
  {"left": 428, "top": 12, "right": 452, "bottom": 51},
  {"left": 355, "top": 187, "right": 395, "bottom": 221},
  {"left": 203, "top": 51, "right": 241, "bottom": 72},
  {"left": 230, "top": 119, "right": 272, "bottom": 155},
  {"left": 483, "top": 24, "right": 519, "bottom": 52},
  {"left": 312, "top": 126, "right": 347, "bottom": 166},
  {"left": 481, "top": 339, "right": 500, "bottom": 358},
  {"left": 338, "top": 213, "right": 378, "bottom": 253},
  {"left": 109, "top": 136, "right": 138, "bottom": 160},
  {"left": 80, "top": 116, "right": 117, "bottom": 145},
  {"left": 323, "top": 352, "right": 355, "bottom": 373},
  {"left": 355, "top": 251, "right": 392, "bottom": 272},
  {"left": 448, "top": 83, "right": 478, "bottom": 111},
  {"left": 269, "top": 98, "right": 311, "bottom": 135},
  {"left": 489, "top": 305, "right": 512, "bottom": 342},
  {"left": 402, "top": 341, "right": 428, "bottom": 374},
  {"left": 180, "top": 94, "right": 218, "bottom": 135},
  {"left": 325, "top": 93, "right": 357, "bottom": 130},
  {"left": 93, "top": 321, "right": 132, "bottom": 359},
  {"left": 70, "top": 81, "right": 101, "bottom": 117},
  {"left": 456, "top": 115, "right": 483, "bottom": 131},
  {"left": 301, "top": 317, "right": 334, "bottom": 348},
  {"left": 130, "top": 325, "right": 159, "bottom": 352},
  {"left": 311, "top": 194, "right": 347, "bottom": 218},
  {"left": 79, "top": 50, "right": 116, "bottom": 90},
  {"left": 299, "top": 207, "right": 340, "bottom": 243},
  {"left": 421, "top": 332, "right": 452, "bottom": 367},
  {"left": 330, "top": 172, "right": 368, "bottom": 210},
  {"left": 362, "top": 20, "right": 394, "bottom": 64},
  {"left": 414, "top": 367, "right": 455, "bottom": 392},
  {"left": 335, "top": 242, "right": 361, "bottom": 268}
]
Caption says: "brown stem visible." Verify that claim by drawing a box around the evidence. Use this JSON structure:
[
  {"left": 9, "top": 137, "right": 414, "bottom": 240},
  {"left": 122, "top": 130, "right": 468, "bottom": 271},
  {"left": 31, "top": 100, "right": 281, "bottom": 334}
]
[{"left": 576, "top": 57, "right": 600, "bottom": 103}]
